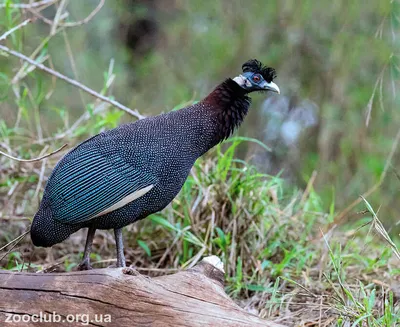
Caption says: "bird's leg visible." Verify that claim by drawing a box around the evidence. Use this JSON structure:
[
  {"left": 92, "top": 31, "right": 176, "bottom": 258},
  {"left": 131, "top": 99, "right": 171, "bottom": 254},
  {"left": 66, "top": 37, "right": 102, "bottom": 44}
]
[
  {"left": 114, "top": 228, "right": 126, "bottom": 268},
  {"left": 77, "top": 226, "right": 96, "bottom": 271}
]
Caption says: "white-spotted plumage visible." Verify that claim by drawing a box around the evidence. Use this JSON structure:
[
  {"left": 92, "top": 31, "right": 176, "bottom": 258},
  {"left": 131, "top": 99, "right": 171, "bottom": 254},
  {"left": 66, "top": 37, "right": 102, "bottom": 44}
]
[{"left": 31, "top": 61, "right": 278, "bottom": 250}]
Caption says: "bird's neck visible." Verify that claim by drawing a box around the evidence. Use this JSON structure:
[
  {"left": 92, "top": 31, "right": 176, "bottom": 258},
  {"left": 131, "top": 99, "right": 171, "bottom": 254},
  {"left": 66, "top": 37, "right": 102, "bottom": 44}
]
[{"left": 201, "top": 78, "right": 251, "bottom": 144}]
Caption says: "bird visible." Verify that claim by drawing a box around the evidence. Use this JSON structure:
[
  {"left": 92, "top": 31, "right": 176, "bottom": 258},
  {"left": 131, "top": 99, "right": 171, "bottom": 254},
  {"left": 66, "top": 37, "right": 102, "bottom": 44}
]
[{"left": 30, "top": 59, "right": 280, "bottom": 270}]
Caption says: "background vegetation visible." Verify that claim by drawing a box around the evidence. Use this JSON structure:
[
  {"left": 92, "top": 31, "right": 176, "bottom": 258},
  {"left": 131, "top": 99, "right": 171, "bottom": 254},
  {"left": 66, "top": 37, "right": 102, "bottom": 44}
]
[{"left": 0, "top": 0, "right": 399, "bottom": 326}]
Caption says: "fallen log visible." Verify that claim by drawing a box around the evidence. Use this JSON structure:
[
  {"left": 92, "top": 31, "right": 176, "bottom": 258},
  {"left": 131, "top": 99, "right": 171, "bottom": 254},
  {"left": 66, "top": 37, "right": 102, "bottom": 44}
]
[{"left": 0, "top": 256, "right": 285, "bottom": 327}]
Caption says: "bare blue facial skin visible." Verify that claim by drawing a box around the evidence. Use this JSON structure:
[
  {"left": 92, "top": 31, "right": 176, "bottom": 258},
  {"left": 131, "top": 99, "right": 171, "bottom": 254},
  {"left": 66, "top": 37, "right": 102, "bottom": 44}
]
[{"left": 240, "top": 71, "right": 280, "bottom": 94}]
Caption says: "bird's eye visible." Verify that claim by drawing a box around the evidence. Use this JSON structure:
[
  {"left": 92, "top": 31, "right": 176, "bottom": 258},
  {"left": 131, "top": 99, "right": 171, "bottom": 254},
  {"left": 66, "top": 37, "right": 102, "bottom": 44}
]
[{"left": 253, "top": 74, "right": 261, "bottom": 82}]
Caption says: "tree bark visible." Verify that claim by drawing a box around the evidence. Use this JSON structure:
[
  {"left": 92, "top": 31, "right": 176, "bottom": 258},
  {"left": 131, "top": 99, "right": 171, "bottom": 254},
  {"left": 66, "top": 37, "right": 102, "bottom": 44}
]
[{"left": 0, "top": 256, "right": 285, "bottom": 327}]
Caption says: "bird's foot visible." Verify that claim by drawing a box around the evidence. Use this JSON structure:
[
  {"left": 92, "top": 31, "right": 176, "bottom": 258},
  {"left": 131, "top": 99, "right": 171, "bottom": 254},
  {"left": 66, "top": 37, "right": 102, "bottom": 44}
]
[
  {"left": 122, "top": 267, "right": 138, "bottom": 276},
  {"left": 77, "top": 259, "right": 93, "bottom": 271},
  {"left": 107, "top": 262, "right": 127, "bottom": 269}
]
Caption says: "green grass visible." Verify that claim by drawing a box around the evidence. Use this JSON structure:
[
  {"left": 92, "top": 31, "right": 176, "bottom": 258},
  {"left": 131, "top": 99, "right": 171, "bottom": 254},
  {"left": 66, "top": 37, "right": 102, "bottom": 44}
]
[{"left": 1, "top": 138, "right": 399, "bottom": 326}]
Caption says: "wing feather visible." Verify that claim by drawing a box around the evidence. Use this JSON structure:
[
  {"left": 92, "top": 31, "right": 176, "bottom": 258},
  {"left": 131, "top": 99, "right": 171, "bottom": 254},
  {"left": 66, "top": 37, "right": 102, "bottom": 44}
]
[{"left": 46, "top": 145, "right": 156, "bottom": 224}]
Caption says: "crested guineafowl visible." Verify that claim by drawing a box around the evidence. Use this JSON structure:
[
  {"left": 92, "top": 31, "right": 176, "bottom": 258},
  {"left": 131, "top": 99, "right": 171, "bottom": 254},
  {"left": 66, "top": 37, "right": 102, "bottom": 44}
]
[{"left": 30, "top": 59, "right": 280, "bottom": 270}]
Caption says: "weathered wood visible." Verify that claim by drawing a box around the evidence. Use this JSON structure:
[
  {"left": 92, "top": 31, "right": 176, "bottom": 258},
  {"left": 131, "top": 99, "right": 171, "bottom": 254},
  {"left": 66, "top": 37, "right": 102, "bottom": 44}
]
[{"left": 0, "top": 257, "right": 285, "bottom": 327}]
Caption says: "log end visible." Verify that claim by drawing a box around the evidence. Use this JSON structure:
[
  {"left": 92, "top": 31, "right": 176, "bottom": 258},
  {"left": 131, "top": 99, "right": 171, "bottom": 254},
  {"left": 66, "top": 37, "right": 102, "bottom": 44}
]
[{"left": 189, "top": 255, "right": 225, "bottom": 286}]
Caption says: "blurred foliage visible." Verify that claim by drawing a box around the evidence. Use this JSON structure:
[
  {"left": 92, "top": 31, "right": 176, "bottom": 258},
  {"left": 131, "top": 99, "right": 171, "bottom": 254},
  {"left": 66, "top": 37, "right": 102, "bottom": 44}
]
[{"left": 1, "top": 0, "right": 399, "bottom": 235}]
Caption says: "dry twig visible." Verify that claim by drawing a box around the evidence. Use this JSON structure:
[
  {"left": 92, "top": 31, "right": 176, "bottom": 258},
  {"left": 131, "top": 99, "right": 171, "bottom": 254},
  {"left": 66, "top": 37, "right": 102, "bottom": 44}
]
[
  {"left": 0, "top": 44, "right": 145, "bottom": 119},
  {"left": 0, "top": 18, "right": 31, "bottom": 41},
  {"left": 28, "top": 0, "right": 105, "bottom": 27},
  {"left": 0, "top": 143, "right": 67, "bottom": 162}
]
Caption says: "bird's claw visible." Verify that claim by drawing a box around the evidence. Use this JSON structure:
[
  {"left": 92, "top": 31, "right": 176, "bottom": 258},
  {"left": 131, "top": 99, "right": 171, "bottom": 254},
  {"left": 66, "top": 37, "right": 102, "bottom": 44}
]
[
  {"left": 77, "top": 260, "right": 93, "bottom": 271},
  {"left": 122, "top": 267, "right": 138, "bottom": 276}
]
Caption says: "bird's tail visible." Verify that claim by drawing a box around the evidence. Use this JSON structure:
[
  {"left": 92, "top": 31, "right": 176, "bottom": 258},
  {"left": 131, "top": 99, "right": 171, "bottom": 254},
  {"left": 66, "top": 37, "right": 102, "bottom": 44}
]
[{"left": 30, "top": 201, "right": 79, "bottom": 247}]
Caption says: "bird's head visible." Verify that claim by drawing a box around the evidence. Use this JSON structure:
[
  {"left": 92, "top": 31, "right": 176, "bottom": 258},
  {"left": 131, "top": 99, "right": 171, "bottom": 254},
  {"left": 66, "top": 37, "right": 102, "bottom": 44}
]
[{"left": 233, "top": 59, "right": 280, "bottom": 94}]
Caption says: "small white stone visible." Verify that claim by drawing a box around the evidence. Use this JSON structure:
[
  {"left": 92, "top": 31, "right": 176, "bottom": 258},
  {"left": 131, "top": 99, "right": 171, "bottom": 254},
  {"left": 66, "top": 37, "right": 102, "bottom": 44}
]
[{"left": 202, "top": 255, "right": 225, "bottom": 273}]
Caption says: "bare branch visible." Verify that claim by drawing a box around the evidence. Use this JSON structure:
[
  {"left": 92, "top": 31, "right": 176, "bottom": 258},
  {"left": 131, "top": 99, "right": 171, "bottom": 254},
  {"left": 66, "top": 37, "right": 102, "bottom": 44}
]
[
  {"left": 28, "top": 0, "right": 105, "bottom": 28},
  {"left": 0, "top": 143, "right": 68, "bottom": 162},
  {"left": 0, "top": 19, "right": 31, "bottom": 41},
  {"left": 0, "top": 44, "right": 145, "bottom": 119},
  {"left": 50, "top": 0, "right": 67, "bottom": 35},
  {"left": 62, "top": 0, "right": 105, "bottom": 27}
]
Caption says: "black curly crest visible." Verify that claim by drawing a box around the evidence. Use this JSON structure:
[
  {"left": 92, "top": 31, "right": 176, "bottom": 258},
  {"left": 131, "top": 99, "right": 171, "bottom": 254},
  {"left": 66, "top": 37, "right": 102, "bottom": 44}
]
[{"left": 242, "top": 59, "right": 277, "bottom": 83}]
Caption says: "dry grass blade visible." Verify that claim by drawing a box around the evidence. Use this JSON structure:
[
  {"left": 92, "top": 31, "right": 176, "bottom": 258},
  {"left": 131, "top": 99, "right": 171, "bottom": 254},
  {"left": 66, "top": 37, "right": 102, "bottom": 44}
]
[
  {"left": 11, "top": 35, "right": 54, "bottom": 85},
  {"left": 365, "top": 77, "right": 380, "bottom": 127},
  {"left": 0, "top": 231, "right": 29, "bottom": 264},
  {"left": 0, "top": 143, "right": 67, "bottom": 162},
  {"left": 299, "top": 170, "right": 317, "bottom": 205},
  {"left": 361, "top": 196, "right": 400, "bottom": 261},
  {"left": 280, "top": 276, "right": 318, "bottom": 298},
  {"left": 365, "top": 64, "right": 386, "bottom": 127},
  {"left": 0, "top": 230, "right": 29, "bottom": 253}
]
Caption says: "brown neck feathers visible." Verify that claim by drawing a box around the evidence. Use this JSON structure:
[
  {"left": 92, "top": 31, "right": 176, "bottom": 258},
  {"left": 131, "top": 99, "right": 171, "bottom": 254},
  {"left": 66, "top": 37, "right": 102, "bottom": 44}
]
[{"left": 202, "top": 79, "right": 251, "bottom": 142}]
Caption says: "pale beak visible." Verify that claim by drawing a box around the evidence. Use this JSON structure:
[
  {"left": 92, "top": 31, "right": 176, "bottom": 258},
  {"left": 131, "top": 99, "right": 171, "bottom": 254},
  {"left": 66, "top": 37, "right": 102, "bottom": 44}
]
[{"left": 263, "top": 81, "right": 280, "bottom": 94}]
